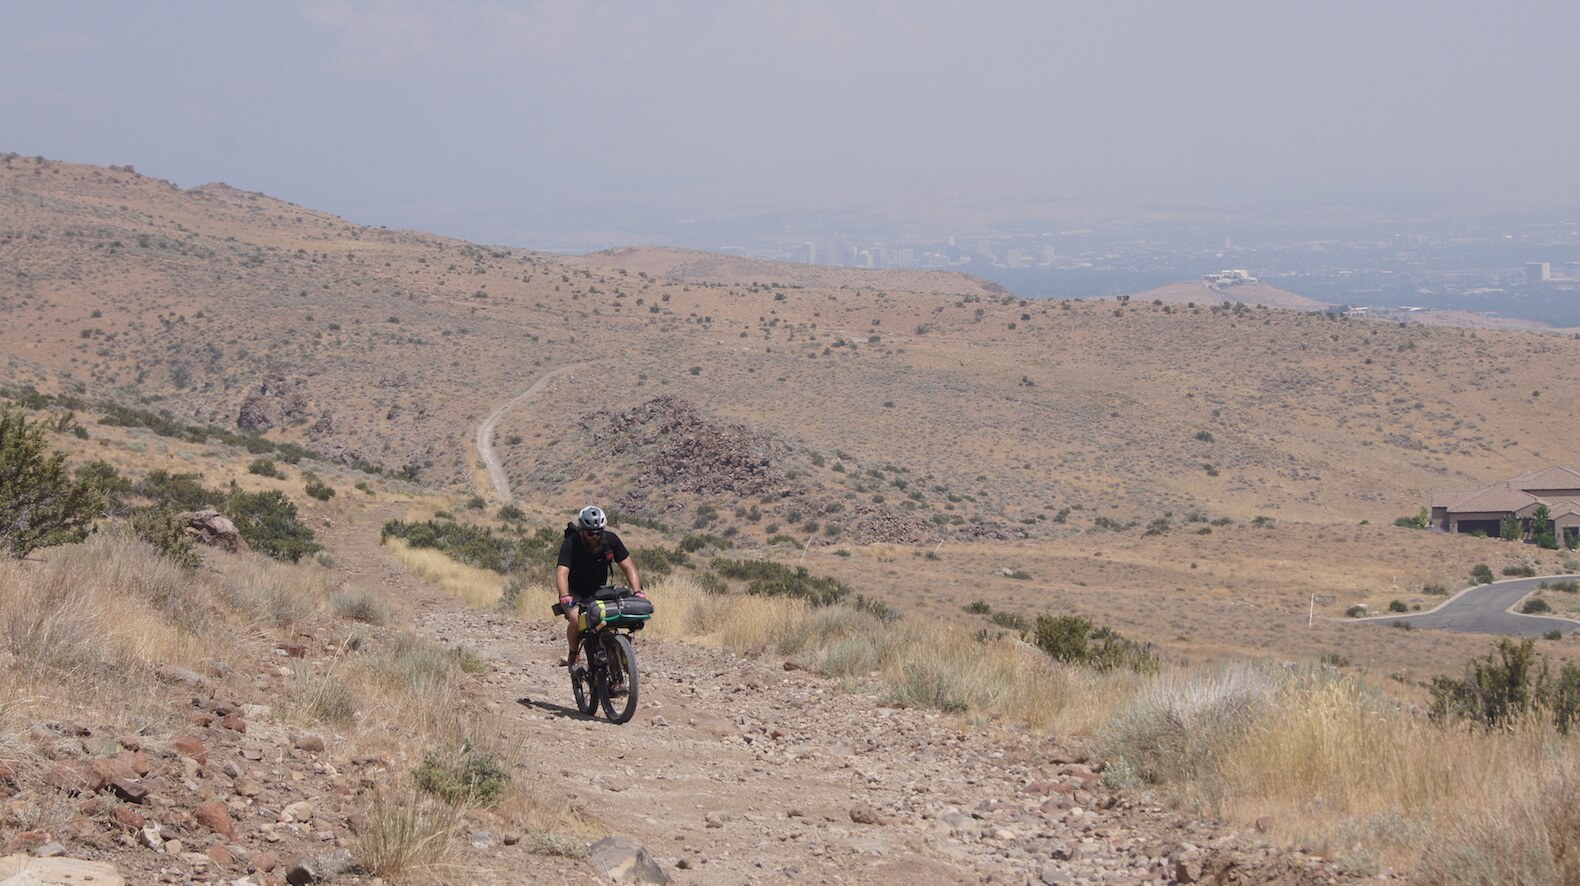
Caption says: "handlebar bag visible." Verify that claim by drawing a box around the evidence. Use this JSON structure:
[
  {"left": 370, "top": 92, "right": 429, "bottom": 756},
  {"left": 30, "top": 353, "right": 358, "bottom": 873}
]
[{"left": 589, "top": 596, "right": 655, "bottom": 628}]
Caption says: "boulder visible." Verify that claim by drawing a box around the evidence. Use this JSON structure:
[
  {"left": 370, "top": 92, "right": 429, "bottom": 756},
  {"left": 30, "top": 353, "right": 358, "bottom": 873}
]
[
  {"left": 175, "top": 509, "right": 249, "bottom": 553},
  {"left": 587, "top": 835, "right": 669, "bottom": 885},
  {"left": 0, "top": 855, "right": 125, "bottom": 885}
]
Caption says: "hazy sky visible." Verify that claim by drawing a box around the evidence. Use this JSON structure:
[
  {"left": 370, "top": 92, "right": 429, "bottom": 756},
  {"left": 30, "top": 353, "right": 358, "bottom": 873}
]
[{"left": 5, "top": 1, "right": 1579, "bottom": 246}]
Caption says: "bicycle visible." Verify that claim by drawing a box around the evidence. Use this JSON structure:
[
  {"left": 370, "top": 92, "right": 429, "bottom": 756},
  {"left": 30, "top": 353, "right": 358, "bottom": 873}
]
[{"left": 553, "top": 586, "right": 650, "bottom": 724}]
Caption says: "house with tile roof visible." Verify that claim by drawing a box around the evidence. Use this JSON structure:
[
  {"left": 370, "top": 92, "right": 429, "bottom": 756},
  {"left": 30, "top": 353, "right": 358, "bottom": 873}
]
[{"left": 1431, "top": 467, "right": 1580, "bottom": 543}]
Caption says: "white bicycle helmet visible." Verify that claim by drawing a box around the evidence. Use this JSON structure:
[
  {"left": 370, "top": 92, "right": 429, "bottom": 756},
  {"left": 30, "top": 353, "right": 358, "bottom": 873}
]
[{"left": 578, "top": 505, "right": 607, "bottom": 531}]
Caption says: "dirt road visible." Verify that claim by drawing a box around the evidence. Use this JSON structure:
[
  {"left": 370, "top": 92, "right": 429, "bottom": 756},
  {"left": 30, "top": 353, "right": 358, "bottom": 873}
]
[
  {"left": 315, "top": 507, "right": 1365, "bottom": 885},
  {"left": 474, "top": 365, "right": 583, "bottom": 503}
]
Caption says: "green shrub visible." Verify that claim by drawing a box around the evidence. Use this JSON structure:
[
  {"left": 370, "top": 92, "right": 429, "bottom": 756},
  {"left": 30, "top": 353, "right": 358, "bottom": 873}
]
[
  {"left": 990, "top": 611, "right": 1027, "bottom": 631},
  {"left": 248, "top": 458, "right": 283, "bottom": 479},
  {"left": 496, "top": 503, "right": 524, "bottom": 522},
  {"left": 1503, "top": 565, "right": 1537, "bottom": 577},
  {"left": 678, "top": 533, "right": 729, "bottom": 553},
  {"left": 303, "top": 472, "right": 335, "bottom": 501},
  {"left": 1423, "top": 584, "right": 1449, "bottom": 596},
  {"left": 1542, "top": 580, "right": 1580, "bottom": 593},
  {"left": 630, "top": 546, "right": 687, "bottom": 578},
  {"left": 1472, "top": 564, "right": 1495, "bottom": 585},
  {"left": 72, "top": 460, "right": 130, "bottom": 515},
  {"left": 1428, "top": 638, "right": 1580, "bottom": 732},
  {"left": 0, "top": 404, "right": 103, "bottom": 557},
  {"left": 711, "top": 558, "right": 849, "bottom": 606},
  {"left": 136, "top": 469, "right": 221, "bottom": 512},
  {"left": 382, "top": 518, "right": 559, "bottom": 574},
  {"left": 963, "top": 600, "right": 991, "bottom": 615},
  {"left": 130, "top": 507, "right": 201, "bottom": 569},
  {"left": 227, "top": 489, "right": 320, "bottom": 562},
  {"left": 1394, "top": 508, "right": 1430, "bottom": 529},
  {"left": 1346, "top": 605, "right": 1368, "bottom": 618},
  {"left": 412, "top": 747, "right": 509, "bottom": 806},
  {"left": 1032, "top": 614, "right": 1157, "bottom": 673},
  {"left": 1388, "top": 599, "right": 1409, "bottom": 612},
  {"left": 1523, "top": 597, "right": 1552, "bottom": 614}
]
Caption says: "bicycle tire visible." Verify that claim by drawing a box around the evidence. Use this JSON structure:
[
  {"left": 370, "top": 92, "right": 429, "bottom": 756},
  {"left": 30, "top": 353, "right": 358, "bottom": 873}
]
[
  {"left": 571, "top": 642, "right": 597, "bottom": 715},
  {"left": 598, "top": 633, "right": 640, "bottom": 724}
]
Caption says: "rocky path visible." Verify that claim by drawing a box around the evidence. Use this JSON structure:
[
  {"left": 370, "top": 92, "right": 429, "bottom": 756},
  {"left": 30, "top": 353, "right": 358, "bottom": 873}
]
[
  {"left": 323, "top": 499, "right": 1363, "bottom": 885},
  {"left": 0, "top": 503, "right": 1368, "bottom": 885}
]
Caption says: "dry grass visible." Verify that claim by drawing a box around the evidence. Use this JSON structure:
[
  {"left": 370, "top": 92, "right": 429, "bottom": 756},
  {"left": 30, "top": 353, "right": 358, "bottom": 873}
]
[
  {"left": 646, "top": 572, "right": 1139, "bottom": 734},
  {"left": 384, "top": 537, "right": 503, "bottom": 608},
  {"left": 355, "top": 782, "right": 471, "bottom": 879},
  {"left": 0, "top": 531, "right": 214, "bottom": 677},
  {"left": 636, "top": 570, "right": 1580, "bottom": 880}
]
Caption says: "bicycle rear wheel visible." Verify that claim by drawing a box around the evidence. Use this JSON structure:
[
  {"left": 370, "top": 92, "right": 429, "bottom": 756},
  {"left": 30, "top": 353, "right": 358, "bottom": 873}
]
[{"left": 597, "top": 633, "right": 640, "bottom": 724}]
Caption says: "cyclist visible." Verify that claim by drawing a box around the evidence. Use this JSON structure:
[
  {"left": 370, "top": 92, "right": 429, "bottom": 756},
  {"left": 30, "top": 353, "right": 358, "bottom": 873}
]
[{"left": 556, "top": 505, "right": 643, "bottom": 681}]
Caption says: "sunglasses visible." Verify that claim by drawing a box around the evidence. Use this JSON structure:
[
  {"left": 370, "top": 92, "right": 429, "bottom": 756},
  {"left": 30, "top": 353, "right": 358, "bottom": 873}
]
[{"left": 581, "top": 528, "right": 604, "bottom": 537}]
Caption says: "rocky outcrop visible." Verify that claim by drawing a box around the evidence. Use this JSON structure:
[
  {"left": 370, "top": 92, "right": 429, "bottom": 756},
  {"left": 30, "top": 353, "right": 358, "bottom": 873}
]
[
  {"left": 235, "top": 376, "right": 309, "bottom": 433},
  {"left": 175, "top": 509, "right": 248, "bottom": 553},
  {"left": 584, "top": 397, "right": 796, "bottom": 505}
]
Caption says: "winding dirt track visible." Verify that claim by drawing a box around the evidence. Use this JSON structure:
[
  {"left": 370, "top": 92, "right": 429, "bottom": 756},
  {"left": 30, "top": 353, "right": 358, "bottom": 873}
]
[{"left": 474, "top": 365, "right": 583, "bottom": 503}]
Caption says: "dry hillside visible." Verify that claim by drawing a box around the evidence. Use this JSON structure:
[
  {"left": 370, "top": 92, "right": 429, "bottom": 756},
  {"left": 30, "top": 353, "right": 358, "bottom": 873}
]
[
  {"left": 6, "top": 153, "right": 1580, "bottom": 677},
  {"left": 10, "top": 154, "right": 1580, "bottom": 883}
]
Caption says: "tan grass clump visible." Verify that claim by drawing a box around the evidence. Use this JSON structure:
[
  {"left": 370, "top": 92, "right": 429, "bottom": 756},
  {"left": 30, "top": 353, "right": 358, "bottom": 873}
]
[
  {"left": 0, "top": 531, "right": 209, "bottom": 676},
  {"left": 384, "top": 537, "right": 503, "bottom": 608},
  {"left": 354, "top": 783, "right": 469, "bottom": 879},
  {"left": 643, "top": 573, "right": 1137, "bottom": 734},
  {"left": 207, "top": 546, "right": 332, "bottom": 628}
]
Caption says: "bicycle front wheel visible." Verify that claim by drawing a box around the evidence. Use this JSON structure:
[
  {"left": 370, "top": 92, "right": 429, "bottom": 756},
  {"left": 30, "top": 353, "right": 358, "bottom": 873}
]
[
  {"left": 597, "top": 633, "right": 640, "bottom": 724},
  {"left": 571, "top": 643, "right": 597, "bottom": 715}
]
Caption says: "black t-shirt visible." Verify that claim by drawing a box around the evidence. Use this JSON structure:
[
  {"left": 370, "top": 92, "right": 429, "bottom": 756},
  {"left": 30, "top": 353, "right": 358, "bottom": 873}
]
[{"left": 556, "top": 525, "right": 630, "bottom": 598}]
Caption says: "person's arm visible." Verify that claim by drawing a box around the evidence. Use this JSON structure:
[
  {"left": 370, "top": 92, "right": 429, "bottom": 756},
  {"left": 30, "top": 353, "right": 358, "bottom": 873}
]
[
  {"left": 617, "top": 556, "right": 642, "bottom": 596},
  {"left": 555, "top": 537, "right": 574, "bottom": 607}
]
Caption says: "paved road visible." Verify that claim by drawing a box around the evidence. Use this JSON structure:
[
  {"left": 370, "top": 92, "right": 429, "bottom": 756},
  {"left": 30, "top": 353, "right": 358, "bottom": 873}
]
[
  {"left": 474, "top": 365, "right": 582, "bottom": 503},
  {"left": 1357, "top": 576, "right": 1580, "bottom": 637}
]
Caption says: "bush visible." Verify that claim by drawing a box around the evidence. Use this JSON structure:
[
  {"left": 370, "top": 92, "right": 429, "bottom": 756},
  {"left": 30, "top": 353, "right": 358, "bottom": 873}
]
[
  {"left": 1523, "top": 597, "right": 1552, "bottom": 614},
  {"left": 0, "top": 404, "right": 103, "bottom": 557},
  {"left": 1504, "top": 565, "right": 1537, "bottom": 577},
  {"left": 1428, "top": 638, "right": 1580, "bottom": 732},
  {"left": 1032, "top": 614, "right": 1157, "bottom": 673},
  {"left": 383, "top": 518, "right": 559, "bottom": 575},
  {"left": 227, "top": 489, "right": 320, "bottom": 563},
  {"left": 76, "top": 459, "right": 131, "bottom": 514},
  {"left": 711, "top": 558, "right": 850, "bottom": 606},
  {"left": 1472, "top": 564, "right": 1495, "bottom": 585},
  {"left": 130, "top": 507, "right": 201, "bottom": 570},
  {"left": 303, "top": 472, "right": 336, "bottom": 501},
  {"left": 1388, "top": 599, "right": 1409, "bottom": 612},
  {"left": 137, "top": 469, "right": 221, "bottom": 512},
  {"left": 1423, "top": 584, "right": 1449, "bottom": 596},
  {"left": 412, "top": 746, "right": 510, "bottom": 806},
  {"left": 248, "top": 458, "right": 283, "bottom": 479},
  {"left": 630, "top": 546, "right": 687, "bottom": 578},
  {"left": 963, "top": 600, "right": 991, "bottom": 615},
  {"left": 990, "top": 611, "right": 1027, "bottom": 631},
  {"left": 1346, "top": 605, "right": 1368, "bottom": 617},
  {"left": 332, "top": 589, "right": 392, "bottom": 625}
]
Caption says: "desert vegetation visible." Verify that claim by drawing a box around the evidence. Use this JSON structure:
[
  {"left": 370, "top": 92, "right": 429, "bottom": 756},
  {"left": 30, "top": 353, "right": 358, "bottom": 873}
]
[{"left": 11, "top": 156, "right": 1580, "bottom": 880}]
